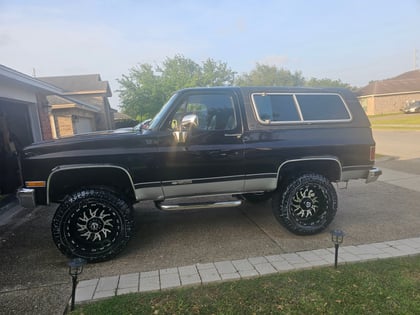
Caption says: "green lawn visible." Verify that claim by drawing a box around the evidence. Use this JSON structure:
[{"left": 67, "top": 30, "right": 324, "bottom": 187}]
[
  {"left": 71, "top": 255, "right": 420, "bottom": 315},
  {"left": 369, "top": 113, "right": 420, "bottom": 130}
]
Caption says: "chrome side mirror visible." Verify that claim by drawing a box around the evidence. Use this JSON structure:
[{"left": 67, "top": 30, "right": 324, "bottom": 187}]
[
  {"left": 181, "top": 114, "right": 198, "bottom": 128},
  {"left": 173, "top": 114, "right": 198, "bottom": 144}
]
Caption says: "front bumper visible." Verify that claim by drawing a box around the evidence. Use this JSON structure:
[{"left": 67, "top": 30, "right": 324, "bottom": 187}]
[
  {"left": 16, "top": 188, "right": 37, "bottom": 209},
  {"left": 366, "top": 167, "right": 382, "bottom": 183}
]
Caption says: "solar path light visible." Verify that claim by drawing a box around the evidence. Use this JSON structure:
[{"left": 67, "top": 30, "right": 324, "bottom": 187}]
[
  {"left": 68, "top": 257, "right": 87, "bottom": 311},
  {"left": 330, "top": 229, "right": 345, "bottom": 268}
]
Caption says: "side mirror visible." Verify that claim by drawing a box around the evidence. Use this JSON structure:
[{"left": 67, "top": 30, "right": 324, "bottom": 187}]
[
  {"left": 181, "top": 114, "right": 198, "bottom": 129},
  {"left": 173, "top": 114, "right": 198, "bottom": 144}
]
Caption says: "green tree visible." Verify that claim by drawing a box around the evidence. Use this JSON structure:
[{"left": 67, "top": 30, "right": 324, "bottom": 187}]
[
  {"left": 118, "top": 55, "right": 235, "bottom": 119},
  {"left": 117, "top": 63, "right": 165, "bottom": 120},
  {"left": 235, "top": 63, "right": 305, "bottom": 86},
  {"left": 305, "top": 77, "right": 352, "bottom": 89}
]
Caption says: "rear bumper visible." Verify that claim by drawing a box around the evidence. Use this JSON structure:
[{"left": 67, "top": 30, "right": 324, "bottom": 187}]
[
  {"left": 366, "top": 167, "right": 382, "bottom": 183},
  {"left": 16, "top": 188, "right": 37, "bottom": 209}
]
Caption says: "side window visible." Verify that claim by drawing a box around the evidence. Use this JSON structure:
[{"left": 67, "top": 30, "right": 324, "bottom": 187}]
[
  {"left": 296, "top": 94, "right": 351, "bottom": 121},
  {"left": 171, "top": 94, "right": 237, "bottom": 131},
  {"left": 253, "top": 94, "right": 300, "bottom": 122},
  {"left": 252, "top": 93, "right": 351, "bottom": 124}
]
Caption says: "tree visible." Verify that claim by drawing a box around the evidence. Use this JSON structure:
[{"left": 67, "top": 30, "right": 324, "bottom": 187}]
[
  {"left": 117, "top": 63, "right": 165, "bottom": 120},
  {"left": 118, "top": 55, "right": 235, "bottom": 119},
  {"left": 235, "top": 63, "right": 305, "bottom": 86},
  {"left": 235, "top": 63, "right": 354, "bottom": 89},
  {"left": 305, "top": 77, "right": 352, "bottom": 89}
]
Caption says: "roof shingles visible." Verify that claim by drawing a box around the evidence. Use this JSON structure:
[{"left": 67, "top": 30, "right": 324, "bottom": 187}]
[{"left": 359, "top": 70, "right": 420, "bottom": 96}]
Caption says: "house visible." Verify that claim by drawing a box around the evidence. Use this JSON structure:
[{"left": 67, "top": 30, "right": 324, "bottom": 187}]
[
  {"left": 38, "top": 74, "right": 114, "bottom": 137},
  {"left": 0, "top": 65, "right": 114, "bottom": 195},
  {"left": 0, "top": 65, "right": 60, "bottom": 194},
  {"left": 358, "top": 70, "right": 420, "bottom": 115}
]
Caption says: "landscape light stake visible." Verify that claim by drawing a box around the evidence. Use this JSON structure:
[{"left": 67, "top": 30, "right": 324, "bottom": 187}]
[
  {"left": 68, "top": 257, "right": 87, "bottom": 311},
  {"left": 330, "top": 229, "right": 345, "bottom": 268}
]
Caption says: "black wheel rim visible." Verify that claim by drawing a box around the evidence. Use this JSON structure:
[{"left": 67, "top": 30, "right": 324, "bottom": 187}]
[
  {"left": 288, "top": 183, "right": 328, "bottom": 227},
  {"left": 63, "top": 199, "right": 123, "bottom": 255}
]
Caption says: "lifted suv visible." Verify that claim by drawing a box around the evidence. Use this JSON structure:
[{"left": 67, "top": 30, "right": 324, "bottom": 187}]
[{"left": 17, "top": 86, "right": 381, "bottom": 262}]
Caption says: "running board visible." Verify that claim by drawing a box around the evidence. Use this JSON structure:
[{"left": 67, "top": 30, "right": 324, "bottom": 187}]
[{"left": 155, "top": 200, "right": 242, "bottom": 211}]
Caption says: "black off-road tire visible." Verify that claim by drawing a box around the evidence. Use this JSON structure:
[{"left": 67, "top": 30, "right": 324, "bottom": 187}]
[
  {"left": 272, "top": 173, "right": 337, "bottom": 235},
  {"left": 51, "top": 188, "right": 134, "bottom": 262}
]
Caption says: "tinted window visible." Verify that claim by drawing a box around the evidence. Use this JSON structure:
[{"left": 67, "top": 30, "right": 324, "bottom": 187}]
[
  {"left": 253, "top": 94, "right": 300, "bottom": 122},
  {"left": 252, "top": 92, "right": 351, "bottom": 124},
  {"left": 296, "top": 94, "right": 350, "bottom": 121}
]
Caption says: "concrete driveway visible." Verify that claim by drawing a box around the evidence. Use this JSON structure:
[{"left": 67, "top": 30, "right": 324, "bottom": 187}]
[{"left": 0, "top": 130, "right": 419, "bottom": 314}]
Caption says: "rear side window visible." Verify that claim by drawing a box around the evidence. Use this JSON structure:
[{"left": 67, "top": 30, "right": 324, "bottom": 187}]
[
  {"left": 252, "top": 93, "right": 351, "bottom": 124},
  {"left": 296, "top": 94, "right": 351, "bottom": 121}
]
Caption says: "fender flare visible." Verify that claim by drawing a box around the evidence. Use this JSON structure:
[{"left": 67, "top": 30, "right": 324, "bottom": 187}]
[
  {"left": 276, "top": 157, "right": 342, "bottom": 183},
  {"left": 46, "top": 164, "right": 137, "bottom": 204}
]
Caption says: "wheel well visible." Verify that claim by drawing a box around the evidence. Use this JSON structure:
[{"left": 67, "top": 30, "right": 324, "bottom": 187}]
[
  {"left": 278, "top": 159, "right": 341, "bottom": 183},
  {"left": 48, "top": 167, "right": 136, "bottom": 204}
]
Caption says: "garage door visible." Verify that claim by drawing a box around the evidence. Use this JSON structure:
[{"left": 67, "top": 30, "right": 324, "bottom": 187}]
[{"left": 74, "top": 117, "right": 93, "bottom": 134}]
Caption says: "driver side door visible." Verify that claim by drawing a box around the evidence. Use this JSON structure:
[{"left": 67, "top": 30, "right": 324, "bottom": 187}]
[{"left": 157, "top": 90, "right": 245, "bottom": 198}]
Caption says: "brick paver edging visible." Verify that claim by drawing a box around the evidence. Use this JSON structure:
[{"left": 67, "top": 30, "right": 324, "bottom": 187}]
[{"left": 74, "top": 237, "right": 420, "bottom": 304}]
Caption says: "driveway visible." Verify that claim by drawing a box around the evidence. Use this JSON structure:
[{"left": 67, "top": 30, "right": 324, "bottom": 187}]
[{"left": 0, "top": 130, "right": 419, "bottom": 314}]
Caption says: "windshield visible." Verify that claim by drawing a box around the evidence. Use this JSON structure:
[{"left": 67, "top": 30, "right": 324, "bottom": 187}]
[{"left": 147, "top": 93, "right": 178, "bottom": 130}]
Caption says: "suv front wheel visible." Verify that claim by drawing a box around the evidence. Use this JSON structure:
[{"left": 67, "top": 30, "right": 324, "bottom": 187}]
[
  {"left": 51, "top": 188, "right": 134, "bottom": 262},
  {"left": 272, "top": 173, "right": 337, "bottom": 235}
]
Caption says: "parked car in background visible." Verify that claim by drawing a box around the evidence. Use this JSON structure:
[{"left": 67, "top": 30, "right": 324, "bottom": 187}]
[{"left": 402, "top": 101, "right": 420, "bottom": 114}]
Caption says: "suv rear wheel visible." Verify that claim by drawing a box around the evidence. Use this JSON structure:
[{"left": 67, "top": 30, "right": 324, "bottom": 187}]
[
  {"left": 51, "top": 188, "right": 134, "bottom": 262},
  {"left": 272, "top": 173, "right": 337, "bottom": 235}
]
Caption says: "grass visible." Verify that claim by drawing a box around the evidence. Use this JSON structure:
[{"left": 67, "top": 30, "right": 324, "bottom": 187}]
[
  {"left": 369, "top": 113, "right": 420, "bottom": 130},
  {"left": 71, "top": 255, "right": 420, "bottom": 315}
]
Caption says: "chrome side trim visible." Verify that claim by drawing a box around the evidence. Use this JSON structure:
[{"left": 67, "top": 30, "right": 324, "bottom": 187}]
[
  {"left": 162, "top": 179, "right": 244, "bottom": 198},
  {"left": 135, "top": 186, "right": 164, "bottom": 201},
  {"left": 46, "top": 164, "right": 137, "bottom": 204},
  {"left": 244, "top": 174, "right": 277, "bottom": 191}
]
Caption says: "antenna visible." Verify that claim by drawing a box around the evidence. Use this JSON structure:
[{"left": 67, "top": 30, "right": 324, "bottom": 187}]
[
  {"left": 415, "top": 49, "right": 419, "bottom": 70},
  {"left": 32, "top": 68, "right": 37, "bottom": 77}
]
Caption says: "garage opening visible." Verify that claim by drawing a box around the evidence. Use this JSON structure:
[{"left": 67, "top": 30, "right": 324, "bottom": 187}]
[{"left": 0, "top": 99, "right": 33, "bottom": 195}]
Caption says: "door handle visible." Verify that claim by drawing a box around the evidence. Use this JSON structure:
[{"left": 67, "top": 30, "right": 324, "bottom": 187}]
[{"left": 224, "top": 133, "right": 242, "bottom": 139}]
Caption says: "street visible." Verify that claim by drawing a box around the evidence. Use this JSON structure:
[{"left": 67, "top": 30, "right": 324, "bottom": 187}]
[{"left": 0, "top": 130, "right": 419, "bottom": 314}]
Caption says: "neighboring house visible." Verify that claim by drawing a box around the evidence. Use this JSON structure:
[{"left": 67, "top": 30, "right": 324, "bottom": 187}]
[
  {"left": 0, "top": 65, "right": 59, "bottom": 193},
  {"left": 358, "top": 70, "right": 420, "bottom": 115},
  {"left": 38, "top": 74, "right": 114, "bottom": 137}
]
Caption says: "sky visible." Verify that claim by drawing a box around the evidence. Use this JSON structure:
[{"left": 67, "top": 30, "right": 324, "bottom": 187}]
[{"left": 1, "top": 0, "right": 420, "bottom": 109}]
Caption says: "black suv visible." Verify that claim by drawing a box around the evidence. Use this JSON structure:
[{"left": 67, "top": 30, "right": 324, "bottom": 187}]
[{"left": 17, "top": 86, "right": 381, "bottom": 262}]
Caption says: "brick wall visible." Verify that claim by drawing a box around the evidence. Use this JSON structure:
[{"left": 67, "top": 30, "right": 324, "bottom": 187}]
[
  {"left": 36, "top": 94, "right": 53, "bottom": 140},
  {"left": 358, "top": 92, "right": 420, "bottom": 115}
]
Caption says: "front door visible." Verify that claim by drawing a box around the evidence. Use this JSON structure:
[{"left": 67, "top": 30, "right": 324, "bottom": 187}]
[{"left": 158, "top": 91, "right": 245, "bottom": 198}]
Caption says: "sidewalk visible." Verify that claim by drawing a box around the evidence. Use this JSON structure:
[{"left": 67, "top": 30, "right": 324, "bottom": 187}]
[
  {"left": 75, "top": 236, "right": 420, "bottom": 304},
  {"left": 377, "top": 166, "right": 420, "bottom": 192}
]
